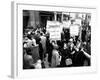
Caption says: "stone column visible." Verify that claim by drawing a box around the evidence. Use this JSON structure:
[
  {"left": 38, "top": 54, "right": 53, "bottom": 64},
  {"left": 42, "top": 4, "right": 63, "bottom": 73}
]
[
  {"left": 28, "top": 11, "right": 40, "bottom": 28},
  {"left": 54, "top": 12, "right": 57, "bottom": 21},
  {"left": 61, "top": 12, "right": 63, "bottom": 22}
]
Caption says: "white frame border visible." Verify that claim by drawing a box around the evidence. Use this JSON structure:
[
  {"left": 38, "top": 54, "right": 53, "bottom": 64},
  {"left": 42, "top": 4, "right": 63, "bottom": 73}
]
[{"left": 11, "top": 1, "right": 97, "bottom": 78}]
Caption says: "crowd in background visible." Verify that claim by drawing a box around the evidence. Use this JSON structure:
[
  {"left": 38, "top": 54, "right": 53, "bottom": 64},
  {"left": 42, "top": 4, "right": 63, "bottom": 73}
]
[{"left": 23, "top": 20, "right": 91, "bottom": 69}]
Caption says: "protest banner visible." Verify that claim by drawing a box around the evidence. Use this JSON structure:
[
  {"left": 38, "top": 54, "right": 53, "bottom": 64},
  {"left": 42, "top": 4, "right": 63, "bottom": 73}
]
[
  {"left": 46, "top": 21, "right": 62, "bottom": 40},
  {"left": 70, "top": 24, "right": 80, "bottom": 36},
  {"left": 74, "top": 18, "right": 82, "bottom": 26},
  {"left": 62, "top": 21, "right": 71, "bottom": 28}
]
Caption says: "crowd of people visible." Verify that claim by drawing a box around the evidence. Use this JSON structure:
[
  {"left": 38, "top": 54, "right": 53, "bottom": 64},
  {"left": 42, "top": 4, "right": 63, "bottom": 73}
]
[{"left": 23, "top": 22, "right": 91, "bottom": 69}]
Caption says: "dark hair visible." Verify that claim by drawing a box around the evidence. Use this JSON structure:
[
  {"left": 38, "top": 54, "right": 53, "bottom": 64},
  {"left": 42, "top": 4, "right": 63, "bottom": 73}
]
[
  {"left": 52, "top": 40, "right": 56, "bottom": 44},
  {"left": 27, "top": 34, "right": 32, "bottom": 40},
  {"left": 79, "top": 47, "right": 81, "bottom": 51},
  {"left": 36, "top": 38, "right": 41, "bottom": 44},
  {"left": 37, "top": 30, "right": 40, "bottom": 34},
  {"left": 40, "top": 32, "right": 43, "bottom": 36}
]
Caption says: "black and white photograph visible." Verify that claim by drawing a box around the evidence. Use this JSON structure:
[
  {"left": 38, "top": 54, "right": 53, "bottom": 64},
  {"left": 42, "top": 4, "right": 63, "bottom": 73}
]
[
  {"left": 11, "top": 1, "right": 97, "bottom": 78},
  {"left": 23, "top": 10, "right": 91, "bottom": 69}
]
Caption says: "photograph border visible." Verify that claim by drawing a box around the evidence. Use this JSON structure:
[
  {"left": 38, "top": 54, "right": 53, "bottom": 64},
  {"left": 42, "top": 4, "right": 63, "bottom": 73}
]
[{"left": 11, "top": 1, "right": 97, "bottom": 78}]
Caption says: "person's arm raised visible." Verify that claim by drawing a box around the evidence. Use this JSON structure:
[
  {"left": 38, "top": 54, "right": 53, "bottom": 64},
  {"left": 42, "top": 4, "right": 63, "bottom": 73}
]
[{"left": 81, "top": 48, "right": 91, "bottom": 59}]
